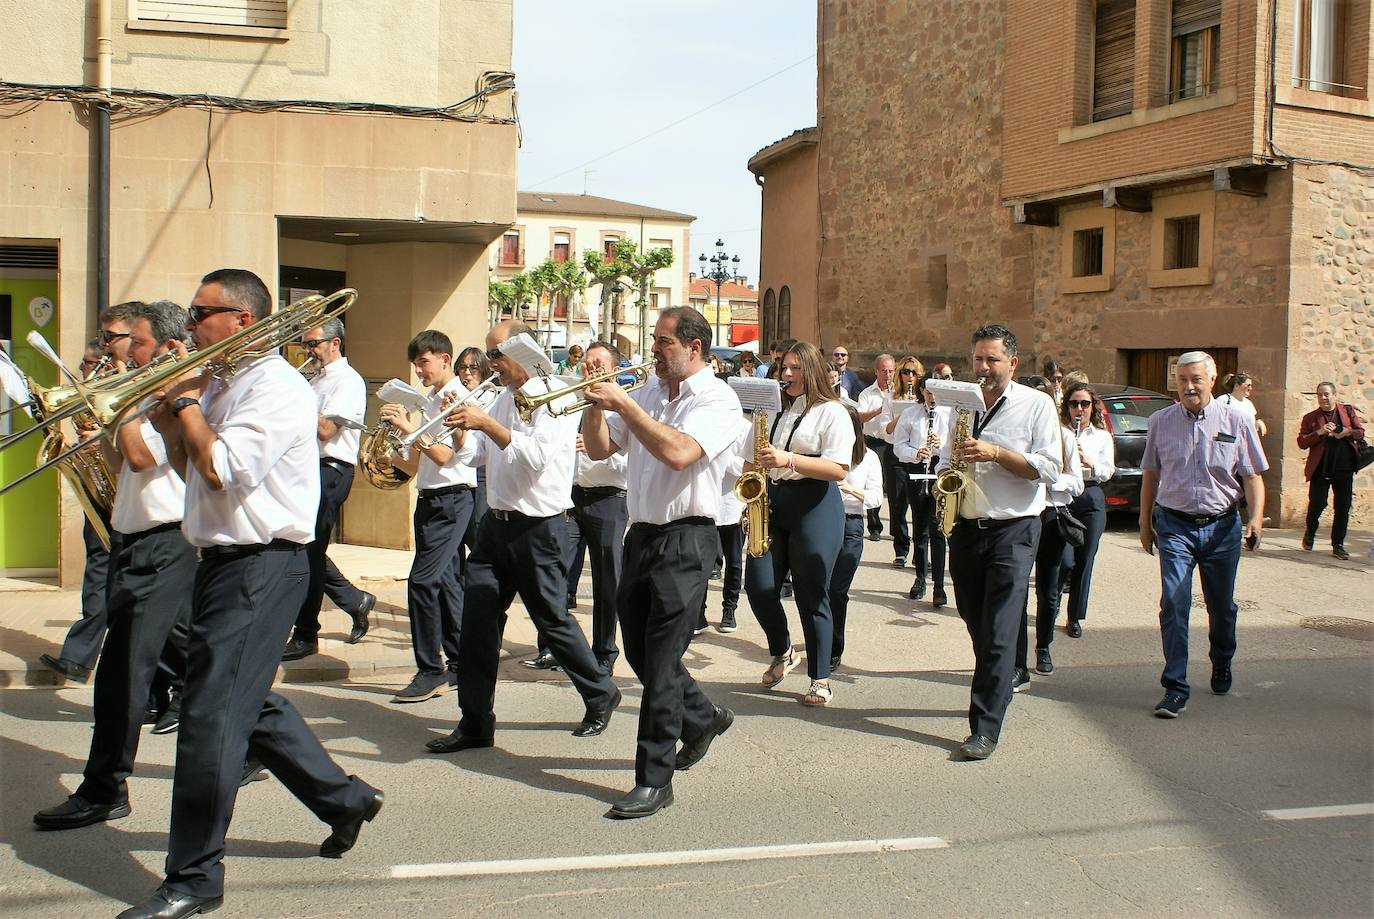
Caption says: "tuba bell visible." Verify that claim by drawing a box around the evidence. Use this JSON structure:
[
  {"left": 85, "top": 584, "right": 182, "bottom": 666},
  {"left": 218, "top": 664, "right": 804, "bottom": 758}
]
[{"left": 359, "top": 421, "right": 411, "bottom": 490}]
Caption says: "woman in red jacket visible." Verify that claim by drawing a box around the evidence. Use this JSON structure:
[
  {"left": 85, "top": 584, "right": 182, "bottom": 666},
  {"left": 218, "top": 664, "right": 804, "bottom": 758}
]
[{"left": 1296, "top": 382, "right": 1364, "bottom": 561}]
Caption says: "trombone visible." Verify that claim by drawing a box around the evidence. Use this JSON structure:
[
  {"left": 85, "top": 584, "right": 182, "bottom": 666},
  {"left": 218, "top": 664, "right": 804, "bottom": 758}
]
[{"left": 514, "top": 361, "right": 654, "bottom": 423}]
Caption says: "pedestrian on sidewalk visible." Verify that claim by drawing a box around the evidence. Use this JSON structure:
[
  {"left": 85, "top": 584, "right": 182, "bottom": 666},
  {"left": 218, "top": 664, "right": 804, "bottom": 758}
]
[{"left": 1296, "top": 382, "right": 1363, "bottom": 561}]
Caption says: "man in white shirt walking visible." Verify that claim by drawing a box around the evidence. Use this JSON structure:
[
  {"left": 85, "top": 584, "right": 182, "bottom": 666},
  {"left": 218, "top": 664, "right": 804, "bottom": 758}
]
[
  {"left": 582, "top": 307, "right": 741, "bottom": 818},
  {"left": 427, "top": 322, "right": 621, "bottom": 755},
  {"left": 118, "top": 269, "right": 382, "bottom": 919},
  {"left": 857, "top": 354, "right": 898, "bottom": 543},
  {"left": 283, "top": 317, "right": 375, "bottom": 661}
]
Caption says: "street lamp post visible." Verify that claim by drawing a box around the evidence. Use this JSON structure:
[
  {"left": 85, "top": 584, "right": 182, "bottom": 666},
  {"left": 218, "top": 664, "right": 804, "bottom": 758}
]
[{"left": 698, "top": 238, "right": 741, "bottom": 349}]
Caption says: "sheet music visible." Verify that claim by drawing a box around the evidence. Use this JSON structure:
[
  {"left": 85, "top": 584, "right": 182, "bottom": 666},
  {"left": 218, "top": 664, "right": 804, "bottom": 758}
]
[
  {"left": 729, "top": 376, "right": 783, "bottom": 414},
  {"left": 376, "top": 379, "right": 427, "bottom": 415},
  {"left": 925, "top": 379, "right": 986, "bottom": 412}
]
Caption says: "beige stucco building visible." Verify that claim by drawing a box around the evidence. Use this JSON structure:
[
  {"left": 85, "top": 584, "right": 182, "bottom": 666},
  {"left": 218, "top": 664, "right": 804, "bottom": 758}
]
[
  {"left": 754, "top": 0, "right": 1373, "bottom": 528},
  {"left": 488, "top": 192, "right": 693, "bottom": 359},
  {"left": 1, "top": 0, "right": 517, "bottom": 580}
]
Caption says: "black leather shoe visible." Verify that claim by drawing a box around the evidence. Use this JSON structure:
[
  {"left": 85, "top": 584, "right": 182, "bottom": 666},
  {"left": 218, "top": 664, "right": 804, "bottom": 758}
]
[
  {"left": 281, "top": 638, "right": 318, "bottom": 662},
  {"left": 908, "top": 579, "right": 926, "bottom": 600},
  {"left": 348, "top": 592, "right": 375, "bottom": 644},
  {"left": 34, "top": 794, "right": 131, "bottom": 830},
  {"left": 1333, "top": 546, "right": 1350, "bottom": 561},
  {"left": 1011, "top": 667, "right": 1030, "bottom": 693},
  {"left": 1211, "top": 665, "right": 1232, "bottom": 695},
  {"left": 866, "top": 532, "right": 881, "bottom": 542},
  {"left": 606, "top": 783, "right": 673, "bottom": 819},
  {"left": 320, "top": 784, "right": 384, "bottom": 858},
  {"left": 892, "top": 556, "right": 906, "bottom": 568},
  {"left": 573, "top": 688, "right": 622, "bottom": 737},
  {"left": 152, "top": 692, "right": 180, "bottom": 735},
  {"left": 116, "top": 886, "right": 222, "bottom": 919},
  {"left": 1300, "top": 535, "right": 1314, "bottom": 551},
  {"left": 39, "top": 653, "right": 90, "bottom": 684},
  {"left": 675, "top": 706, "right": 734, "bottom": 771},
  {"left": 779, "top": 582, "right": 794, "bottom": 599},
  {"left": 425, "top": 731, "right": 495, "bottom": 753},
  {"left": 1035, "top": 649, "right": 1054, "bottom": 674},
  {"left": 240, "top": 759, "right": 269, "bottom": 787},
  {"left": 958, "top": 734, "right": 997, "bottom": 760},
  {"left": 521, "top": 651, "right": 562, "bottom": 671},
  {"left": 1067, "top": 619, "right": 1083, "bottom": 639},
  {"left": 932, "top": 588, "right": 947, "bottom": 609}
]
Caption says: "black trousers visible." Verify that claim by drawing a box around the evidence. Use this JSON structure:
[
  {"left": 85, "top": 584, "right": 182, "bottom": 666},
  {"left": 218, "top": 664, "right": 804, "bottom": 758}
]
[
  {"left": 716, "top": 522, "right": 744, "bottom": 616},
  {"left": 1017, "top": 507, "right": 1071, "bottom": 666},
  {"left": 745, "top": 479, "right": 844, "bottom": 680},
  {"left": 408, "top": 488, "right": 474, "bottom": 674},
  {"left": 76, "top": 526, "right": 196, "bottom": 805},
  {"left": 863, "top": 436, "right": 886, "bottom": 537},
  {"left": 828, "top": 514, "right": 865, "bottom": 661},
  {"left": 1305, "top": 469, "right": 1355, "bottom": 548},
  {"left": 294, "top": 461, "right": 365, "bottom": 642},
  {"left": 456, "top": 512, "right": 616, "bottom": 739},
  {"left": 618, "top": 518, "right": 719, "bottom": 788},
  {"left": 465, "top": 467, "right": 488, "bottom": 550},
  {"left": 949, "top": 515, "right": 1039, "bottom": 742},
  {"left": 903, "top": 468, "right": 946, "bottom": 587},
  {"left": 58, "top": 517, "right": 111, "bottom": 668},
  {"left": 165, "top": 545, "right": 371, "bottom": 899},
  {"left": 1066, "top": 484, "right": 1106, "bottom": 623},
  {"left": 879, "top": 442, "right": 912, "bottom": 557},
  {"left": 567, "top": 485, "right": 627, "bottom": 667}
]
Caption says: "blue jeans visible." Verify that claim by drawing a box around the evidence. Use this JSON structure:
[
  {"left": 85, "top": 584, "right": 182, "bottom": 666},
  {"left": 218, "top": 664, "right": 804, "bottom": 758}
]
[{"left": 1154, "top": 507, "right": 1241, "bottom": 699}]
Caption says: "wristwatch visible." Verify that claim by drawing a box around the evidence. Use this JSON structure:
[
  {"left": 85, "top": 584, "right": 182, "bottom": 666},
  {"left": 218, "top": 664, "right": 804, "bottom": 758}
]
[{"left": 170, "top": 397, "right": 201, "bottom": 417}]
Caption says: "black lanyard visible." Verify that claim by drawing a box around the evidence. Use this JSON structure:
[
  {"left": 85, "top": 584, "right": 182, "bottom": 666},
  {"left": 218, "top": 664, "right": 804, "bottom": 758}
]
[
  {"left": 973, "top": 395, "right": 1007, "bottom": 439},
  {"left": 771, "top": 401, "right": 815, "bottom": 453}
]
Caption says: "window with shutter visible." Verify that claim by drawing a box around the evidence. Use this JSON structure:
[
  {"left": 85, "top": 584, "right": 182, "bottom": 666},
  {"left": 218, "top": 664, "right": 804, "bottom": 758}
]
[
  {"left": 1092, "top": 0, "right": 1136, "bottom": 122},
  {"left": 131, "top": 0, "right": 287, "bottom": 29},
  {"left": 1168, "top": 0, "right": 1220, "bottom": 102},
  {"left": 1295, "top": 0, "right": 1353, "bottom": 95}
]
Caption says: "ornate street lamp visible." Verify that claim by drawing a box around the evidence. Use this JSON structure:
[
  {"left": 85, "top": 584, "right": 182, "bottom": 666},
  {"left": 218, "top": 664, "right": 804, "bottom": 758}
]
[{"left": 698, "top": 238, "right": 741, "bottom": 348}]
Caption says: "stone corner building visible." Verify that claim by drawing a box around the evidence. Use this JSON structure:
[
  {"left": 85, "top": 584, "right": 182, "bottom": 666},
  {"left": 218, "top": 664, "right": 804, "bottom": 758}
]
[{"left": 751, "top": 0, "right": 1373, "bottom": 527}]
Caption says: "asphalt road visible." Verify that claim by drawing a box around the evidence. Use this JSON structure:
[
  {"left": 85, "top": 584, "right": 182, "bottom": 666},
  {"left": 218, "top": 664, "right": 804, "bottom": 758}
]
[{"left": 1, "top": 524, "right": 1371, "bottom": 918}]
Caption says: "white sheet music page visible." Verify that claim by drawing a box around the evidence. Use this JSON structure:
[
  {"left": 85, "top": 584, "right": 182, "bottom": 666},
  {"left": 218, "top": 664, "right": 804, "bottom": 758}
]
[
  {"left": 925, "top": 379, "right": 986, "bottom": 413},
  {"left": 729, "top": 376, "right": 783, "bottom": 415}
]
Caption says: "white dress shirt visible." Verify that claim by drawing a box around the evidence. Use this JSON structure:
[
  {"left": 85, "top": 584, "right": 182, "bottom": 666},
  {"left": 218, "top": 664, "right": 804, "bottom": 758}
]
[
  {"left": 416, "top": 377, "right": 478, "bottom": 491},
  {"left": 892, "top": 404, "right": 950, "bottom": 465},
  {"left": 464, "top": 382, "right": 578, "bottom": 517},
  {"left": 767, "top": 396, "right": 854, "bottom": 482},
  {"left": 182, "top": 355, "right": 319, "bottom": 547},
  {"left": 716, "top": 414, "right": 753, "bottom": 525},
  {"left": 841, "top": 448, "right": 884, "bottom": 516},
  {"left": 857, "top": 383, "right": 895, "bottom": 442},
  {"left": 311, "top": 356, "right": 366, "bottom": 464},
  {"left": 934, "top": 380, "right": 1062, "bottom": 521},
  {"left": 605, "top": 366, "right": 744, "bottom": 525},
  {"left": 575, "top": 448, "right": 629, "bottom": 490},
  {"left": 110, "top": 395, "right": 185, "bottom": 534},
  {"left": 1047, "top": 425, "right": 1085, "bottom": 507},
  {"left": 1072, "top": 424, "right": 1116, "bottom": 483}
]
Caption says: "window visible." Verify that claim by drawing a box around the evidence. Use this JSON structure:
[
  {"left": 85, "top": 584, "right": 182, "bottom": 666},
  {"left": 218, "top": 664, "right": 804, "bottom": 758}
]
[
  {"left": 762, "top": 288, "right": 777, "bottom": 347},
  {"left": 499, "top": 231, "right": 522, "bottom": 267},
  {"left": 130, "top": 0, "right": 286, "bottom": 28},
  {"left": 602, "top": 234, "right": 622, "bottom": 263},
  {"left": 1073, "top": 227, "right": 1105, "bottom": 277},
  {"left": 648, "top": 238, "right": 673, "bottom": 254},
  {"left": 1164, "top": 215, "right": 1200, "bottom": 269},
  {"left": 553, "top": 232, "right": 571, "bottom": 264},
  {"left": 1295, "top": 0, "right": 1353, "bottom": 94},
  {"left": 553, "top": 292, "right": 569, "bottom": 320},
  {"left": 1092, "top": 0, "right": 1136, "bottom": 121},
  {"left": 1168, "top": 0, "right": 1220, "bottom": 102},
  {"left": 927, "top": 255, "right": 948, "bottom": 313},
  {"left": 650, "top": 292, "right": 660, "bottom": 310},
  {"left": 777, "top": 286, "right": 792, "bottom": 341}
]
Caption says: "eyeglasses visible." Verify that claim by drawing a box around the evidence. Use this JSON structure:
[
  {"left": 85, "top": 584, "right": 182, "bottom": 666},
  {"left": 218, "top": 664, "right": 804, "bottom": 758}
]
[
  {"left": 1052, "top": 375, "right": 1064, "bottom": 383},
  {"left": 899, "top": 369, "right": 917, "bottom": 375},
  {"left": 301, "top": 338, "right": 329, "bottom": 349},
  {"left": 98, "top": 330, "right": 130, "bottom": 344},
  {"left": 188, "top": 304, "right": 247, "bottom": 324},
  {"left": 457, "top": 363, "right": 483, "bottom": 372},
  {"left": 1067, "top": 400, "right": 1093, "bottom": 408}
]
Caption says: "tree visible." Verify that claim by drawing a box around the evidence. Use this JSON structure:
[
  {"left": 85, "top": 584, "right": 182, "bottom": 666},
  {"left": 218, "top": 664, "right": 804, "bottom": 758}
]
[
  {"left": 529, "top": 259, "right": 561, "bottom": 342},
  {"left": 508, "top": 272, "right": 535, "bottom": 323},
  {"left": 552, "top": 258, "right": 588, "bottom": 347},
  {"left": 581, "top": 240, "right": 638, "bottom": 345},
  {"left": 488, "top": 278, "right": 515, "bottom": 326},
  {"left": 624, "top": 245, "right": 674, "bottom": 360}
]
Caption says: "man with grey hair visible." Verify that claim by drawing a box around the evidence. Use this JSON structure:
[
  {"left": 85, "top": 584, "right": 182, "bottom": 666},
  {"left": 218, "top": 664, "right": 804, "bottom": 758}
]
[
  {"left": 857, "top": 353, "right": 898, "bottom": 542},
  {"left": 1139, "top": 350, "right": 1266, "bottom": 719},
  {"left": 283, "top": 315, "right": 375, "bottom": 661}
]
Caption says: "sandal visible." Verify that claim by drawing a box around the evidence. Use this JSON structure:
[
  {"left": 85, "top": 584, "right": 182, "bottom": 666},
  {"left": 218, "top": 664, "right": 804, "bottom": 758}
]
[
  {"left": 761, "top": 647, "right": 801, "bottom": 689},
  {"left": 803, "top": 680, "right": 833, "bottom": 706}
]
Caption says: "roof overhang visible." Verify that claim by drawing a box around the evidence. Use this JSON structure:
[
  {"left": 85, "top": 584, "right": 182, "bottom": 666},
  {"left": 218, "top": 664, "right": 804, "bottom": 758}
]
[
  {"left": 277, "top": 216, "right": 511, "bottom": 246},
  {"left": 748, "top": 127, "right": 819, "bottom": 177}
]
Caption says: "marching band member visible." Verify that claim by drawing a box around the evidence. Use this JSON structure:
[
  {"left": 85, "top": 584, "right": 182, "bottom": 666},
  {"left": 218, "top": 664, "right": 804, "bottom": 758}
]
[
  {"left": 283, "top": 317, "right": 375, "bottom": 662},
  {"left": 33, "top": 300, "right": 197, "bottom": 833},
  {"left": 380, "top": 331, "right": 477, "bottom": 703},
  {"left": 884, "top": 355, "right": 924, "bottom": 568},
  {"left": 856, "top": 353, "right": 896, "bottom": 542},
  {"left": 829, "top": 405, "right": 882, "bottom": 671},
  {"left": 427, "top": 321, "right": 620, "bottom": 755},
  {"left": 936, "top": 325, "right": 1061, "bottom": 761},
  {"left": 709, "top": 413, "right": 752, "bottom": 634},
  {"left": 1063, "top": 382, "right": 1115, "bottom": 639},
  {"left": 892, "top": 373, "right": 949, "bottom": 605},
  {"left": 581, "top": 306, "right": 741, "bottom": 818},
  {"left": 745, "top": 340, "right": 854, "bottom": 706},
  {"left": 456, "top": 346, "right": 496, "bottom": 553},
  {"left": 119, "top": 269, "right": 382, "bottom": 919}
]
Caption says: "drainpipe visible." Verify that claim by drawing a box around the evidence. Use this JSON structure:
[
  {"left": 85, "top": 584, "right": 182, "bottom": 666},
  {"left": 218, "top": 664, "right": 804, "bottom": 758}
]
[{"left": 94, "top": 0, "right": 113, "bottom": 323}]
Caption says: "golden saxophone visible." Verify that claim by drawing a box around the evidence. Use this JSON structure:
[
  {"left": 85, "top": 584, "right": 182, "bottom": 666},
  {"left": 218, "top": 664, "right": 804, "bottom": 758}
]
[
  {"left": 934, "top": 407, "right": 972, "bottom": 537},
  {"left": 734, "top": 408, "right": 771, "bottom": 558}
]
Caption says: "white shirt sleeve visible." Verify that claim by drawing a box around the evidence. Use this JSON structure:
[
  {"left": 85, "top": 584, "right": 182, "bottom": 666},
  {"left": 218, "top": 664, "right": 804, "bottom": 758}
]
[
  {"left": 862, "top": 452, "right": 884, "bottom": 509},
  {"left": 892, "top": 410, "right": 919, "bottom": 463},
  {"left": 1020, "top": 394, "right": 1064, "bottom": 487},
  {"left": 210, "top": 386, "right": 304, "bottom": 491}
]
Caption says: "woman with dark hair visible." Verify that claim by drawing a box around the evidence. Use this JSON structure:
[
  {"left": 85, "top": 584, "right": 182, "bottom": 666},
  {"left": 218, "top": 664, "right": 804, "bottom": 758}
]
[
  {"left": 746, "top": 340, "right": 854, "bottom": 706},
  {"left": 1061, "top": 381, "right": 1115, "bottom": 642},
  {"left": 1219, "top": 371, "right": 1267, "bottom": 436},
  {"left": 828, "top": 405, "right": 882, "bottom": 671}
]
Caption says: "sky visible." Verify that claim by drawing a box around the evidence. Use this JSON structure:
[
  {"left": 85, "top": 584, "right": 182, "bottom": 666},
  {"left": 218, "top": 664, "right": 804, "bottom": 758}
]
[{"left": 511, "top": 0, "right": 818, "bottom": 287}]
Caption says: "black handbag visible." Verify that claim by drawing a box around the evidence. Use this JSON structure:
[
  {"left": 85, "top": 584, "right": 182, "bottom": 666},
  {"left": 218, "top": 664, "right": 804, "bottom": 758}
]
[
  {"left": 1056, "top": 506, "right": 1087, "bottom": 547},
  {"left": 1356, "top": 440, "right": 1374, "bottom": 472}
]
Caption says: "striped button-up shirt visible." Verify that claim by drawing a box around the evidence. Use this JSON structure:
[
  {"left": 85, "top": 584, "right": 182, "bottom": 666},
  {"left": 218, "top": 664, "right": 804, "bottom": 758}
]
[{"left": 1141, "top": 400, "right": 1267, "bottom": 515}]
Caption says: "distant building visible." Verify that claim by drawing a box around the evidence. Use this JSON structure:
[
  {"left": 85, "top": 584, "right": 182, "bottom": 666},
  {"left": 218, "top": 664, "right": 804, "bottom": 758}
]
[
  {"left": 688, "top": 276, "right": 760, "bottom": 347},
  {"left": 748, "top": 128, "right": 820, "bottom": 350}
]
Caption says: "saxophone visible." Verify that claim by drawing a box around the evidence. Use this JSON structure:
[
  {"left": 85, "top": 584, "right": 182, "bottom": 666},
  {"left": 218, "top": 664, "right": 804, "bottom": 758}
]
[
  {"left": 733, "top": 409, "right": 771, "bottom": 558},
  {"left": 933, "top": 407, "right": 972, "bottom": 537}
]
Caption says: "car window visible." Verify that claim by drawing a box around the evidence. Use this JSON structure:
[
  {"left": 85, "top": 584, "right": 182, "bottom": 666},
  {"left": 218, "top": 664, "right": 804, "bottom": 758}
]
[{"left": 1104, "top": 397, "right": 1173, "bottom": 433}]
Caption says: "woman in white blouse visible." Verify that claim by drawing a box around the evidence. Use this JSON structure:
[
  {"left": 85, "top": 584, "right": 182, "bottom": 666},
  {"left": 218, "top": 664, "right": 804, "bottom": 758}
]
[
  {"left": 1062, "top": 382, "right": 1115, "bottom": 639},
  {"left": 829, "top": 406, "right": 883, "bottom": 672},
  {"left": 1218, "top": 372, "right": 1267, "bottom": 436},
  {"left": 745, "top": 341, "right": 855, "bottom": 706}
]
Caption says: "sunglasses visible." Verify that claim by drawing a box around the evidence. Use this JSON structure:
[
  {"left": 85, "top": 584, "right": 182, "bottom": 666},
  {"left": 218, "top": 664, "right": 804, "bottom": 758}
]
[
  {"left": 832, "top": 351, "right": 847, "bottom": 358},
  {"left": 188, "top": 304, "right": 247, "bottom": 323},
  {"left": 899, "top": 369, "right": 917, "bottom": 375},
  {"left": 98, "top": 330, "right": 130, "bottom": 344},
  {"left": 1052, "top": 375, "right": 1064, "bottom": 382},
  {"left": 1067, "top": 399, "right": 1093, "bottom": 408},
  {"left": 301, "top": 338, "right": 329, "bottom": 349},
  {"left": 485, "top": 347, "right": 503, "bottom": 360}
]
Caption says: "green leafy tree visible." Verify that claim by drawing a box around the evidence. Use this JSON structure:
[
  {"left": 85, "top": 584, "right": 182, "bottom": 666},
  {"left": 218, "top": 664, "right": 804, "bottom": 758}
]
[
  {"left": 488, "top": 278, "right": 515, "bottom": 326},
  {"left": 552, "top": 258, "right": 588, "bottom": 346},
  {"left": 624, "top": 246, "right": 674, "bottom": 359},
  {"left": 508, "top": 271, "right": 535, "bottom": 323},
  {"left": 528, "top": 259, "right": 561, "bottom": 341},
  {"left": 581, "top": 240, "right": 639, "bottom": 344}
]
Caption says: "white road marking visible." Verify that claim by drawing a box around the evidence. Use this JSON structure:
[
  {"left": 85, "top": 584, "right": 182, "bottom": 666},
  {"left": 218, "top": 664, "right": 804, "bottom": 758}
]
[
  {"left": 1262, "top": 803, "right": 1374, "bottom": 821},
  {"left": 392, "top": 835, "right": 949, "bottom": 879}
]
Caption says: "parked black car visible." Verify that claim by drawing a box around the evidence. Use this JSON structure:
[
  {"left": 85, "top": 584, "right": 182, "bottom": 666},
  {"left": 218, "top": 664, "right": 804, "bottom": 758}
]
[{"left": 1092, "top": 384, "right": 1176, "bottom": 514}]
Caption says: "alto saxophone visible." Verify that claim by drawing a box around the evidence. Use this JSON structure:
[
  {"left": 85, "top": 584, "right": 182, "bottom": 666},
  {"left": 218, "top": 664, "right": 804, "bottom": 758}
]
[
  {"left": 734, "top": 409, "right": 771, "bottom": 558},
  {"left": 934, "top": 407, "right": 972, "bottom": 537}
]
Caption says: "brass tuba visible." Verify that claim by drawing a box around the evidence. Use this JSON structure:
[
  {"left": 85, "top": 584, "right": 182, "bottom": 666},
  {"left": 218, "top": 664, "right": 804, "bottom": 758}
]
[
  {"left": 734, "top": 409, "right": 771, "bottom": 558},
  {"left": 358, "top": 421, "right": 411, "bottom": 490},
  {"left": 933, "top": 407, "right": 972, "bottom": 537}
]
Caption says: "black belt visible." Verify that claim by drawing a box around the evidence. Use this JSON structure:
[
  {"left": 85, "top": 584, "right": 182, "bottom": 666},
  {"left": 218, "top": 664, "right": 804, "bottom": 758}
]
[
  {"left": 629, "top": 515, "right": 713, "bottom": 533},
  {"left": 321, "top": 457, "right": 355, "bottom": 470},
  {"left": 845, "top": 513, "right": 863, "bottom": 520},
  {"left": 956, "top": 515, "right": 1033, "bottom": 530},
  {"left": 1158, "top": 505, "right": 1237, "bottom": 527},
  {"left": 864, "top": 436, "right": 887, "bottom": 447},
  {"left": 419, "top": 484, "right": 475, "bottom": 497},
  {"left": 116, "top": 520, "right": 181, "bottom": 543},
  {"left": 573, "top": 484, "right": 627, "bottom": 499},
  {"left": 488, "top": 507, "right": 562, "bottom": 523},
  {"left": 200, "top": 538, "right": 302, "bottom": 562}
]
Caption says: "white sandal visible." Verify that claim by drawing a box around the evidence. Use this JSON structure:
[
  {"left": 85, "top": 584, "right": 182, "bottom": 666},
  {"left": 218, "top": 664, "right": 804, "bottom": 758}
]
[
  {"left": 761, "top": 647, "right": 801, "bottom": 689},
  {"left": 803, "top": 680, "right": 833, "bottom": 706}
]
